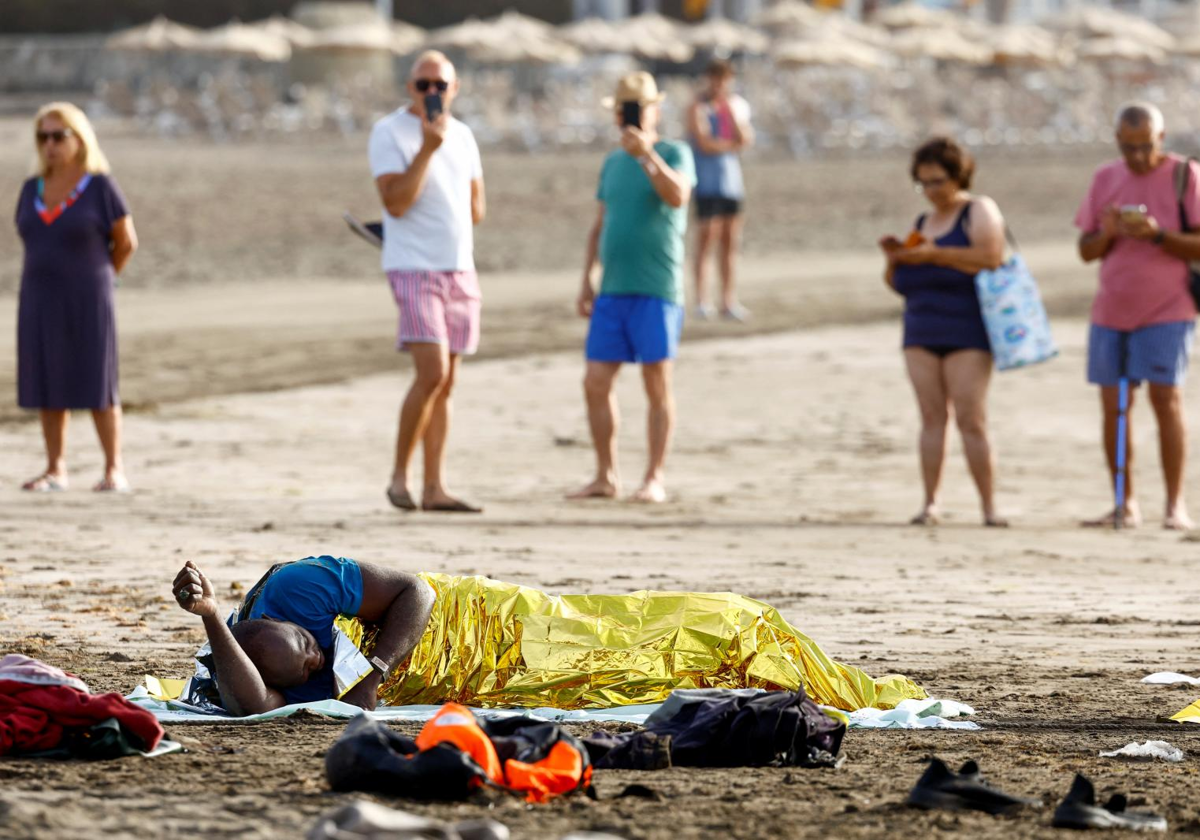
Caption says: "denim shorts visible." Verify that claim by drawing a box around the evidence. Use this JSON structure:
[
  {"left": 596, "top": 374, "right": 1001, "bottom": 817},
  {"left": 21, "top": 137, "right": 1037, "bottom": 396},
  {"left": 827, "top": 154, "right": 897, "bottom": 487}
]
[
  {"left": 585, "top": 294, "right": 684, "bottom": 364},
  {"left": 1087, "top": 320, "right": 1195, "bottom": 387}
]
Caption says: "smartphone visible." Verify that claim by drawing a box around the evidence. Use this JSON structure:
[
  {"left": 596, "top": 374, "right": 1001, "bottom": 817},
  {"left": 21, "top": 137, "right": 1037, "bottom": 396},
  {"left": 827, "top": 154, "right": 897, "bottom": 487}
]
[
  {"left": 1120, "top": 204, "right": 1148, "bottom": 224},
  {"left": 424, "top": 92, "right": 444, "bottom": 122},
  {"left": 621, "top": 100, "right": 641, "bottom": 129}
]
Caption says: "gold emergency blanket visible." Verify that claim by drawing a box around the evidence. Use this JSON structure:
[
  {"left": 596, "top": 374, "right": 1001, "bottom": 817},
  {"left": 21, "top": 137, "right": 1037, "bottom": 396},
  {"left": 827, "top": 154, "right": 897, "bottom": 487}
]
[{"left": 375, "top": 573, "right": 925, "bottom": 712}]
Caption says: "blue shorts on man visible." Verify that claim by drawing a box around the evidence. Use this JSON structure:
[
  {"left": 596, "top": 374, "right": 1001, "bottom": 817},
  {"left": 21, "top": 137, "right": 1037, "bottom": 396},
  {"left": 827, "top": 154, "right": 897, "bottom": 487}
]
[
  {"left": 1087, "top": 321, "right": 1194, "bottom": 387},
  {"left": 586, "top": 295, "right": 684, "bottom": 364}
]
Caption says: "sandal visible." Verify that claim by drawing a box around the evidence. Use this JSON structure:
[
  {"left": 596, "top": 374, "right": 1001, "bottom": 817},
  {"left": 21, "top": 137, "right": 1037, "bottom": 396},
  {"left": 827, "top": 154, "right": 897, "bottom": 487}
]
[
  {"left": 93, "top": 475, "right": 131, "bottom": 493},
  {"left": 22, "top": 474, "right": 68, "bottom": 493}
]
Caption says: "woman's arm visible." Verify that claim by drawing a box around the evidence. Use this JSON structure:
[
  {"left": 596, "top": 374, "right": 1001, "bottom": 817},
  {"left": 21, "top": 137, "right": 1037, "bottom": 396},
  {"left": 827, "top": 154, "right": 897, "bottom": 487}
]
[
  {"left": 110, "top": 216, "right": 137, "bottom": 274},
  {"left": 337, "top": 562, "right": 436, "bottom": 708},
  {"left": 172, "top": 562, "right": 286, "bottom": 716},
  {"left": 471, "top": 177, "right": 486, "bottom": 225}
]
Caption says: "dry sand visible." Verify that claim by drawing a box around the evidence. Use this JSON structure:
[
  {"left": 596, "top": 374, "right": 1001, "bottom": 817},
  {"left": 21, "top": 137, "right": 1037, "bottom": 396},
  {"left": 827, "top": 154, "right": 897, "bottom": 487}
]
[{"left": 2, "top": 128, "right": 1200, "bottom": 838}]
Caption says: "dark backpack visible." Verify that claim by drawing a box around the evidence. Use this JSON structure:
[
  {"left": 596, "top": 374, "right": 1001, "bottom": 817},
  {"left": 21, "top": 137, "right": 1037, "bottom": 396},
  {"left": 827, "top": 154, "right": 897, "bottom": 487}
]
[{"left": 1171, "top": 156, "right": 1200, "bottom": 313}]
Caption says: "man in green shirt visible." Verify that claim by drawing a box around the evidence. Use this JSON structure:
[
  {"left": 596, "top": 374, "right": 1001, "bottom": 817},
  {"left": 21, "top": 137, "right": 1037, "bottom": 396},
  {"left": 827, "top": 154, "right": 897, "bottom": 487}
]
[{"left": 571, "top": 73, "right": 697, "bottom": 504}]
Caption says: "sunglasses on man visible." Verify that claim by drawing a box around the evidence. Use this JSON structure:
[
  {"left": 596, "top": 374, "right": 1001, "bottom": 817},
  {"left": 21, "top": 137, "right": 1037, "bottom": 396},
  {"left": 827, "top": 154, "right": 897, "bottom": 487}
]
[
  {"left": 36, "top": 128, "right": 75, "bottom": 145},
  {"left": 414, "top": 79, "right": 450, "bottom": 93}
]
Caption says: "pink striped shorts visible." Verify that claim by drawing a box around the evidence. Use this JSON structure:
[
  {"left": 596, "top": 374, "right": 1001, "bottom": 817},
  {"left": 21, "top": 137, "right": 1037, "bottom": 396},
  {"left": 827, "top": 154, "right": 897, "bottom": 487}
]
[{"left": 387, "top": 269, "right": 482, "bottom": 355}]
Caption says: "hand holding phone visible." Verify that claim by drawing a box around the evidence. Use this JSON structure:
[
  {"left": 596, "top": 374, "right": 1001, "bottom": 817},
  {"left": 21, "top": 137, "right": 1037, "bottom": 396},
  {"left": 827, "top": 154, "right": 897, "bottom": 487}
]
[
  {"left": 621, "top": 100, "right": 641, "bottom": 129},
  {"left": 1119, "top": 204, "right": 1148, "bottom": 225},
  {"left": 424, "top": 92, "right": 444, "bottom": 122}
]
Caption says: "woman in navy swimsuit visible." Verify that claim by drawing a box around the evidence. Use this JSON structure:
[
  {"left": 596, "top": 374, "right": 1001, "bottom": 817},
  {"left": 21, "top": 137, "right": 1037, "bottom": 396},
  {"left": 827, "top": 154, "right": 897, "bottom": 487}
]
[{"left": 880, "top": 137, "right": 1008, "bottom": 527}]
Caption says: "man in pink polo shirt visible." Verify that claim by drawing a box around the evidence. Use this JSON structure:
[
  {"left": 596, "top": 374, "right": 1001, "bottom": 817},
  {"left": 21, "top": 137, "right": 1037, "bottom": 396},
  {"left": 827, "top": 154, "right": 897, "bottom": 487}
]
[{"left": 1076, "top": 103, "right": 1200, "bottom": 529}]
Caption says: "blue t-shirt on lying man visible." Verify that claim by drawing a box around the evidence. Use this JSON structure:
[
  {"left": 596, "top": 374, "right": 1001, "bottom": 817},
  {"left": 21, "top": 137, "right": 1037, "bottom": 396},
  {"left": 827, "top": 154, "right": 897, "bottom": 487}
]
[{"left": 244, "top": 555, "right": 364, "bottom": 704}]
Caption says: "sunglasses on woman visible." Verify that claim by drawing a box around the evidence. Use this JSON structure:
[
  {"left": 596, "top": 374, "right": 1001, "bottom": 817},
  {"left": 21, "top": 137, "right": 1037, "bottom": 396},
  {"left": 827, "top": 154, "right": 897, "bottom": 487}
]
[
  {"left": 414, "top": 79, "right": 450, "bottom": 93},
  {"left": 36, "top": 128, "right": 75, "bottom": 145}
]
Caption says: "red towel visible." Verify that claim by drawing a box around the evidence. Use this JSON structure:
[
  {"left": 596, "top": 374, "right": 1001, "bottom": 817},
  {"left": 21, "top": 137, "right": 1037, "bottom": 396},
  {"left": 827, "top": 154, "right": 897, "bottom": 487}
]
[{"left": 0, "top": 679, "right": 163, "bottom": 756}]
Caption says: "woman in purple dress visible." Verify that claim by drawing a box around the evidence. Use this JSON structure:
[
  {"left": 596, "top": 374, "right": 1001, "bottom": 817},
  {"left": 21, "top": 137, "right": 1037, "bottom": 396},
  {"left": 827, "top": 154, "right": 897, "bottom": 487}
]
[{"left": 15, "top": 102, "right": 138, "bottom": 492}]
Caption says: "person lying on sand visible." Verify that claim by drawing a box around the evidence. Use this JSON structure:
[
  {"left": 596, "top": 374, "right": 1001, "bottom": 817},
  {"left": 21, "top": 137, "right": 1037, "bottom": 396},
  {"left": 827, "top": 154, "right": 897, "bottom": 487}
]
[{"left": 173, "top": 557, "right": 924, "bottom": 716}]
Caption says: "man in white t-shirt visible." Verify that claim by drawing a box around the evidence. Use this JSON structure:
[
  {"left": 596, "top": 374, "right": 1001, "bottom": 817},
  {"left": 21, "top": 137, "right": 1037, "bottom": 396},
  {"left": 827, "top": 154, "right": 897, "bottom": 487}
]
[{"left": 368, "top": 50, "right": 486, "bottom": 513}]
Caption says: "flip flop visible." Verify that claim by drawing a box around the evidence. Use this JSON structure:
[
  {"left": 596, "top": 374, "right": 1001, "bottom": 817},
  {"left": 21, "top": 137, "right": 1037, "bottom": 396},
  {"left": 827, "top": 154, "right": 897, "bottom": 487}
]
[
  {"left": 1052, "top": 774, "right": 1167, "bottom": 831},
  {"left": 94, "top": 476, "right": 131, "bottom": 493},
  {"left": 420, "top": 499, "right": 480, "bottom": 511},
  {"left": 22, "top": 474, "right": 67, "bottom": 493},
  {"left": 386, "top": 488, "right": 417, "bottom": 511}
]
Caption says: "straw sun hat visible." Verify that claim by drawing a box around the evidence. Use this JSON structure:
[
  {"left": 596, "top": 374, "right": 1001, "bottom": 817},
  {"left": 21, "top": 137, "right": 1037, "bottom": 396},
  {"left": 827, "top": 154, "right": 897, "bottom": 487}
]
[{"left": 601, "top": 71, "right": 667, "bottom": 108}]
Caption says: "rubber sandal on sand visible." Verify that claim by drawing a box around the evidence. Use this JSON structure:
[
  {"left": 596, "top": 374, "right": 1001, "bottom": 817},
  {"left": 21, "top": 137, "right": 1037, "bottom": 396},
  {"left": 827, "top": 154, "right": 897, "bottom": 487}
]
[
  {"left": 22, "top": 474, "right": 67, "bottom": 493},
  {"left": 906, "top": 758, "right": 1038, "bottom": 816},
  {"left": 93, "top": 476, "right": 130, "bottom": 493},
  {"left": 1052, "top": 774, "right": 1167, "bottom": 831}
]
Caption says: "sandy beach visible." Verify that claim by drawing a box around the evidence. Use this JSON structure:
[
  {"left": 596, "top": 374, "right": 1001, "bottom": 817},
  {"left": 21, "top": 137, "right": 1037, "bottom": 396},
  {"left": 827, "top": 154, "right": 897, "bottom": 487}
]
[{"left": 2, "top": 126, "right": 1199, "bottom": 838}]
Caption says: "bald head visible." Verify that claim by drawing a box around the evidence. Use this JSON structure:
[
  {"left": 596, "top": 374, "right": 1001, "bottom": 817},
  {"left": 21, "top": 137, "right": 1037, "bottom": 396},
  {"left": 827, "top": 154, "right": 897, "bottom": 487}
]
[
  {"left": 407, "top": 50, "right": 460, "bottom": 119},
  {"left": 1115, "top": 102, "right": 1165, "bottom": 136},
  {"left": 1114, "top": 102, "right": 1166, "bottom": 175},
  {"left": 231, "top": 618, "right": 325, "bottom": 690}
]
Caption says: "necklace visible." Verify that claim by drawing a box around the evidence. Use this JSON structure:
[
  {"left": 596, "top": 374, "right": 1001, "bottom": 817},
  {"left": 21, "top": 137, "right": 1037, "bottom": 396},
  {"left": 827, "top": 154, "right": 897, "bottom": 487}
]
[{"left": 35, "top": 173, "right": 92, "bottom": 225}]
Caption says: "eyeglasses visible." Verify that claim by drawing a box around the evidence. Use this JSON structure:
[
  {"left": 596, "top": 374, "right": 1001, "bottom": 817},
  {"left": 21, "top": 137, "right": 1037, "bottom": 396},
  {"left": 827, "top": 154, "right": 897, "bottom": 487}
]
[
  {"left": 414, "top": 79, "right": 450, "bottom": 93},
  {"left": 913, "top": 177, "right": 949, "bottom": 192},
  {"left": 36, "top": 128, "right": 74, "bottom": 145}
]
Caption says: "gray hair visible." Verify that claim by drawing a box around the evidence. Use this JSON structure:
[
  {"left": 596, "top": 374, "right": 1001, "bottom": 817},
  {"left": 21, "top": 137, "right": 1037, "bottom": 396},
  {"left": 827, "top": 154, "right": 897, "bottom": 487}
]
[
  {"left": 409, "top": 50, "right": 456, "bottom": 81},
  {"left": 1115, "top": 102, "right": 1165, "bottom": 135}
]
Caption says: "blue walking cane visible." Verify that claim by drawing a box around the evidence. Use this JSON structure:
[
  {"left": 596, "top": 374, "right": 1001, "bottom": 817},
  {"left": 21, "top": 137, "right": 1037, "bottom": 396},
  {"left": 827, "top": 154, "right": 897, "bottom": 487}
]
[{"left": 1114, "top": 335, "right": 1130, "bottom": 530}]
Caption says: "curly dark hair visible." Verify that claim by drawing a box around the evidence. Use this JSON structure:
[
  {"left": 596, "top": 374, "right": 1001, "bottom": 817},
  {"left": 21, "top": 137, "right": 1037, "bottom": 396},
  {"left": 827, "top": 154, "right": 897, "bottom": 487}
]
[
  {"left": 910, "top": 137, "right": 975, "bottom": 189},
  {"left": 706, "top": 58, "right": 735, "bottom": 79}
]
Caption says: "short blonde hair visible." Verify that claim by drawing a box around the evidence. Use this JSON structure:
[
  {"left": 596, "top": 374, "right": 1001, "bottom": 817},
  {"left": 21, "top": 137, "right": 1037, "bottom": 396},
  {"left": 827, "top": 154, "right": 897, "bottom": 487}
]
[
  {"left": 409, "top": 50, "right": 456, "bottom": 81},
  {"left": 32, "top": 101, "right": 110, "bottom": 177}
]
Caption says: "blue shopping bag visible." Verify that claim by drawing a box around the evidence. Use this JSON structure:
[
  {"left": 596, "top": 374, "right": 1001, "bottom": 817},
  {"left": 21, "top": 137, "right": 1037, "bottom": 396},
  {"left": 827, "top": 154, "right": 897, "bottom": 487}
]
[{"left": 975, "top": 250, "right": 1058, "bottom": 372}]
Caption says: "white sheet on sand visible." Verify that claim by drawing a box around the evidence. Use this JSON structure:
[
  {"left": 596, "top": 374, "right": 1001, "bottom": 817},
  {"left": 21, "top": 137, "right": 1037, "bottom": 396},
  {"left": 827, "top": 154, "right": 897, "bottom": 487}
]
[
  {"left": 125, "top": 686, "right": 978, "bottom": 730},
  {"left": 1142, "top": 672, "right": 1200, "bottom": 686}
]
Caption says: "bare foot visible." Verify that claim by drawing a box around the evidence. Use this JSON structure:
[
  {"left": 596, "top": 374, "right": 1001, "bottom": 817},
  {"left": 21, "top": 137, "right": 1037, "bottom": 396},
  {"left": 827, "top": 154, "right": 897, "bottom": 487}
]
[
  {"left": 984, "top": 514, "right": 1010, "bottom": 528},
  {"left": 567, "top": 478, "right": 620, "bottom": 500},
  {"left": 421, "top": 489, "right": 482, "bottom": 513},
  {"left": 386, "top": 485, "right": 417, "bottom": 511},
  {"left": 1164, "top": 504, "right": 1194, "bottom": 531},
  {"left": 909, "top": 504, "right": 940, "bottom": 526},
  {"left": 22, "top": 472, "right": 68, "bottom": 492},
  {"left": 630, "top": 479, "right": 667, "bottom": 504},
  {"left": 1081, "top": 502, "right": 1142, "bottom": 529}
]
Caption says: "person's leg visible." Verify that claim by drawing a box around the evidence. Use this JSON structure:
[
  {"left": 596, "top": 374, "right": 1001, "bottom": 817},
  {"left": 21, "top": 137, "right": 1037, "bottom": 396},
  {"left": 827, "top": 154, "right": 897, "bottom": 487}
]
[
  {"left": 718, "top": 213, "right": 746, "bottom": 317},
  {"left": 421, "top": 354, "right": 479, "bottom": 511},
  {"left": 903, "top": 348, "right": 949, "bottom": 524},
  {"left": 943, "top": 350, "right": 1004, "bottom": 526},
  {"left": 693, "top": 216, "right": 717, "bottom": 317},
  {"left": 23, "top": 409, "right": 70, "bottom": 490},
  {"left": 389, "top": 343, "right": 450, "bottom": 507},
  {"left": 633, "top": 360, "right": 674, "bottom": 503},
  {"left": 91, "top": 405, "right": 127, "bottom": 490},
  {"left": 568, "top": 361, "right": 623, "bottom": 498},
  {"left": 1148, "top": 383, "right": 1191, "bottom": 529},
  {"left": 1082, "top": 385, "right": 1142, "bottom": 526}
]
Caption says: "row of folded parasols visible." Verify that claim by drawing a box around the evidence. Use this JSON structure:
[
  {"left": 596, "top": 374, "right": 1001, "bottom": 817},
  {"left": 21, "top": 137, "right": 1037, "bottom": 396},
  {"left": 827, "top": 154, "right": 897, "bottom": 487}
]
[{"left": 105, "top": 2, "right": 1200, "bottom": 70}]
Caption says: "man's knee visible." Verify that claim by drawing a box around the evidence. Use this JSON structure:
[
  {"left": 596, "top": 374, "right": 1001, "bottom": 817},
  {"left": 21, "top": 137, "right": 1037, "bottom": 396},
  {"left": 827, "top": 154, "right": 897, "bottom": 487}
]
[
  {"left": 642, "top": 367, "right": 673, "bottom": 405},
  {"left": 1149, "top": 384, "right": 1183, "bottom": 414},
  {"left": 583, "top": 370, "right": 615, "bottom": 400}
]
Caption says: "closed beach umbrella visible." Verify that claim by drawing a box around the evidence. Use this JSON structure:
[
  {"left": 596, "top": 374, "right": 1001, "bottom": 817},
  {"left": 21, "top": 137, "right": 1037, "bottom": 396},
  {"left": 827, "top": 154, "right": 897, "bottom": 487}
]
[
  {"left": 612, "top": 13, "right": 695, "bottom": 62},
  {"left": 302, "top": 23, "right": 396, "bottom": 53},
  {"left": 106, "top": 16, "right": 202, "bottom": 51},
  {"left": 558, "top": 17, "right": 625, "bottom": 53}
]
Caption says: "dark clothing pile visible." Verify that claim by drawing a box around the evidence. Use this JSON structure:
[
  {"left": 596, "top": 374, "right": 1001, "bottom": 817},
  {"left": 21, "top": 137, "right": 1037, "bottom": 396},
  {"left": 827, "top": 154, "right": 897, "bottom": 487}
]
[{"left": 584, "top": 688, "right": 846, "bottom": 770}]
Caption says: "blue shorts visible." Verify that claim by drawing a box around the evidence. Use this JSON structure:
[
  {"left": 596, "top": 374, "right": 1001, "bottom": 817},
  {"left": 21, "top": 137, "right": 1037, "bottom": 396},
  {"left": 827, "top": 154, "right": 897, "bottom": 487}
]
[
  {"left": 585, "top": 294, "right": 684, "bottom": 364},
  {"left": 1087, "top": 321, "right": 1195, "bottom": 387}
]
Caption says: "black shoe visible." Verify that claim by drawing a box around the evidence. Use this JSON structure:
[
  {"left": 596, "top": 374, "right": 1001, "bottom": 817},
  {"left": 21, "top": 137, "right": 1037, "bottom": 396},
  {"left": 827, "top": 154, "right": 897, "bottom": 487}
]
[
  {"left": 906, "top": 758, "right": 1039, "bottom": 815},
  {"left": 1052, "top": 774, "right": 1167, "bottom": 831}
]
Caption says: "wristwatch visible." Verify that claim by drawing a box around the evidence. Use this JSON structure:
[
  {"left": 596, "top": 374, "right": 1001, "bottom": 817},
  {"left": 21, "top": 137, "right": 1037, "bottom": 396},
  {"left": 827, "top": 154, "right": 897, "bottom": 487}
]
[
  {"left": 369, "top": 655, "right": 391, "bottom": 678},
  {"left": 1153, "top": 229, "right": 1167, "bottom": 245}
]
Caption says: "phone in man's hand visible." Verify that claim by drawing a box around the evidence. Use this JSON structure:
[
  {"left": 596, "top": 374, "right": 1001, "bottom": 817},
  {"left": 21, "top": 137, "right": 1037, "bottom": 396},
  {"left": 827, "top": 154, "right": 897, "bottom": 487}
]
[
  {"left": 424, "top": 92, "right": 444, "bottom": 122},
  {"left": 621, "top": 100, "right": 641, "bottom": 129}
]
